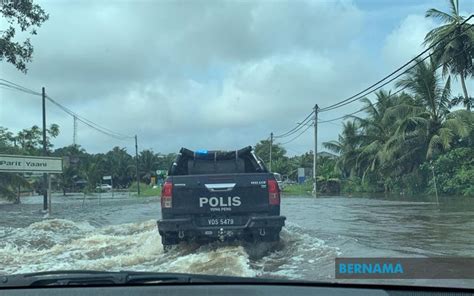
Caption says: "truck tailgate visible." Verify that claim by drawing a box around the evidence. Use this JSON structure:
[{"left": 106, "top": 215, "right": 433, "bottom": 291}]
[{"left": 169, "top": 173, "right": 272, "bottom": 215}]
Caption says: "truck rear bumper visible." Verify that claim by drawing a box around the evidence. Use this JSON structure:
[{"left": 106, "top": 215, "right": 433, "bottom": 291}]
[{"left": 157, "top": 215, "right": 286, "bottom": 241}]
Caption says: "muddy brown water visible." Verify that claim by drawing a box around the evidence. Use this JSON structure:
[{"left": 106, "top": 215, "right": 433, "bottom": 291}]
[{"left": 1, "top": 193, "right": 473, "bottom": 288}]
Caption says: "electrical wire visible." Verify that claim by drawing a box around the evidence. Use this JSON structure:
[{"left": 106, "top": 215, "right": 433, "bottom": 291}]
[
  {"left": 273, "top": 110, "right": 314, "bottom": 139},
  {"left": 271, "top": 16, "right": 473, "bottom": 139},
  {"left": 0, "top": 78, "right": 134, "bottom": 140},
  {"left": 278, "top": 122, "right": 313, "bottom": 145},
  {"left": 0, "top": 81, "right": 42, "bottom": 96},
  {"left": 317, "top": 44, "right": 470, "bottom": 124},
  {"left": 45, "top": 95, "right": 133, "bottom": 140},
  {"left": 319, "top": 15, "right": 473, "bottom": 112},
  {"left": 319, "top": 53, "right": 432, "bottom": 112}
]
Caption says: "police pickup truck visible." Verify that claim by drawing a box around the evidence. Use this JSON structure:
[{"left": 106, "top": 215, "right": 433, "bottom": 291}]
[{"left": 157, "top": 146, "right": 286, "bottom": 248}]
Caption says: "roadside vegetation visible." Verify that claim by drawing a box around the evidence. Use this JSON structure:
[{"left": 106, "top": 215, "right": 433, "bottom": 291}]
[
  {"left": 282, "top": 183, "right": 313, "bottom": 196},
  {"left": 265, "top": 1, "right": 474, "bottom": 197},
  {"left": 0, "top": 129, "right": 174, "bottom": 202},
  {"left": 321, "top": 0, "right": 474, "bottom": 196},
  {"left": 0, "top": 0, "right": 472, "bottom": 201}
]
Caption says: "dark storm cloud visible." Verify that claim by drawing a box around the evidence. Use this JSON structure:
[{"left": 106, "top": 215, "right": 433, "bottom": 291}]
[{"left": 2, "top": 0, "right": 451, "bottom": 155}]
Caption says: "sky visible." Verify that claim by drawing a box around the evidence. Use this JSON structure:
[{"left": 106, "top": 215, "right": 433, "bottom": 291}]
[{"left": 1, "top": 0, "right": 472, "bottom": 156}]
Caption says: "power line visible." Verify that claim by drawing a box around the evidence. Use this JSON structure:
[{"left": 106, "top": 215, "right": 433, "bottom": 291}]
[
  {"left": 319, "top": 53, "right": 433, "bottom": 113},
  {"left": 317, "top": 44, "right": 470, "bottom": 124},
  {"left": 273, "top": 111, "right": 314, "bottom": 139},
  {"left": 0, "top": 79, "right": 42, "bottom": 95},
  {"left": 269, "top": 16, "right": 472, "bottom": 143},
  {"left": 319, "top": 15, "right": 473, "bottom": 113},
  {"left": 0, "top": 78, "right": 134, "bottom": 140},
  {"left": 0, "top": 81, "right": 42, "bottom": 96},
  {"left": 278, "top": 122, "right": 313, "bottom": 145},
  {"left": 318, "top": 108, "right": 367, "bottom": 124},
  {"left": 45, "top": 95, "right": 133, "bottom": 140}
]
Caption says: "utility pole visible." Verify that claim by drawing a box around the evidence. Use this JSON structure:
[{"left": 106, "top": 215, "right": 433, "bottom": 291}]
[
  {"left": 135, "top": 135, "right": 140, "bottom": 195},
  {"left": 269, "top": 132, "right": 273, "bottom": 172},
  {"left": 313, "top": 104, "right": 319, "bottom": 197},
  {"left": 42, "top": 87, "right": 48, "bottom": 210},
  {"left": 73, "top": 115, "right": 77, "bottom": 145}
]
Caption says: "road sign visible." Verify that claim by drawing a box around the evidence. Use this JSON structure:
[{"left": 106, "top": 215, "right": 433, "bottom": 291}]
[
  {"left": 0, "top": 154, "right": 63, "bottom": 173},
  {"left": 103, "top": 176, "right": 112, "bottom": 180},
  {"left": 297, "top": 168, "right": 305, "bottom": 184}
]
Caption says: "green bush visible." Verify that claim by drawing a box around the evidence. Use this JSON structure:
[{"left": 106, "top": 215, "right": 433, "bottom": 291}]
[{"left": 421, "top": 148, "right": 474, "bottom": 196}]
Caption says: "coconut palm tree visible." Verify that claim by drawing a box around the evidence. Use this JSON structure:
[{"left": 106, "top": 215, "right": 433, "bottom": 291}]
[
  {"left": 105, "top": 147, "right": 133, "bottom": 187},
  {"left": 388, "top": 58, "right": 470, "bottom": 162},
  {"left": 449, "top": 95, "right": 474, "bottom": 109},
  {"left": 424, "top": 0, "right": 474, "bottom": 110},
  {"left": 323, "top": 121, "right": 360, "bottom": 178},
  {"left": 139, "top": 149, "right": 159, "bottom": 183},
  {"left": 349, "top": 91, "right": 408, "bottom": 181}
]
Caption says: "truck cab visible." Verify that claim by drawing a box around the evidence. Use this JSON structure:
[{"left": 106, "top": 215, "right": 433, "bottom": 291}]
[{"left": 157, "top": 146, "right": 286, "bottom": 248}]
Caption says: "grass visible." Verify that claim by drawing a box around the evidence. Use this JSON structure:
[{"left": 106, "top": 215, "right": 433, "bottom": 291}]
[
  {"left": 128, "top": 182, "right": 161, "bottom": 197},
  {"left": 281, "top": 183, "right": 314, "bottom": 196},
  {"left": 139, "top": 186, "right": 161, "bottom": 197}
]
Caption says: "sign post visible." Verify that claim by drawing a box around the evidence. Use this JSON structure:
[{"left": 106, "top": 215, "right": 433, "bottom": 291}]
[
  {"left": 0, "top": 154, "right": 63, "bottom": 173},
  {"left": 48, "top": 174, "right": 52, "bottom": 215},
  {"left": 0, "top": 154, "right": 63, "bottom": 213}
]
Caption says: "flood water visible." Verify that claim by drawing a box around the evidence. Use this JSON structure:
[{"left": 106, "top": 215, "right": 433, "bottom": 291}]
[{"left": 1, "top": 193, "right": 473, "bottom": 288}]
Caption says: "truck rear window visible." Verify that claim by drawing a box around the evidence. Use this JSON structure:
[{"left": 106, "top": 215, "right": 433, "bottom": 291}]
[
  {"left": 188, "top": 159, "right": 245, "bottom": 174},
  {"left": 169, "top": 146, "right": 267, "bottom": 175}
]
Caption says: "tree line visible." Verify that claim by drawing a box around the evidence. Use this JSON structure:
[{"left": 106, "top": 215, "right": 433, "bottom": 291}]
[
  {"left": 0, "top": 123, "right": 340, "bottom": 201},
  {"left": 0, "top": 125, "right": 176, "bottom": 201}
]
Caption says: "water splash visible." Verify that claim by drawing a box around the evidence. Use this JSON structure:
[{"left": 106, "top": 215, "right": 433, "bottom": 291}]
[{"left": 0, "top": 219, "right": 337, "bottom": 280}]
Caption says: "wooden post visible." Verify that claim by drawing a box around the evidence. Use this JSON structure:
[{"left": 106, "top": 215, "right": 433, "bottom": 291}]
[{"left": 48, "top": 174, "right": 52, "bottom": 215}]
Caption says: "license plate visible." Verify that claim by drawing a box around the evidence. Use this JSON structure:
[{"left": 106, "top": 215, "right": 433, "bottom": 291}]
[{"left": 206, "top": 218, "right": 235, "bottom": 226}]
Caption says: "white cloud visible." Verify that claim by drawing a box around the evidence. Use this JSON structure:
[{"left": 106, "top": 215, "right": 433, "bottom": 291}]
[
  {"left": 382, "top": 14, "right": 435, "bottom": 68},
  {"left": 8, "top": 0, "right": 462, "bottom": 156}
]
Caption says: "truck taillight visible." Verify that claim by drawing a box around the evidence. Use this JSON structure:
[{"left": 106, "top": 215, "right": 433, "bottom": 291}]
[
  {"left": 268, "top": 179, "right": 280, "bottom": 205},
  {"left": 161, "top": 181, "right": 173, "bottom": 208}
]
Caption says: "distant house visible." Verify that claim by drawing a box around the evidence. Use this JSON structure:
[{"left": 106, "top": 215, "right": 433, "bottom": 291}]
[{"left": 317, "top": 151, "right": 338, "bottom": 159}]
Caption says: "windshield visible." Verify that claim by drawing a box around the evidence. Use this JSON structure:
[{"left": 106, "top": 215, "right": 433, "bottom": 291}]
[{"left": 1, "top": 0, "right": 474, "bottom": 290}]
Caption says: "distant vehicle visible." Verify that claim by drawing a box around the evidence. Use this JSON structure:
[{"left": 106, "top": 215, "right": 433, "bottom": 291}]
[
  {"left": 157, "top": 146, "right": 286, "bottom": 249},
  {"left": 96, "top": 184, "right": 112, "bottom": 190}
]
